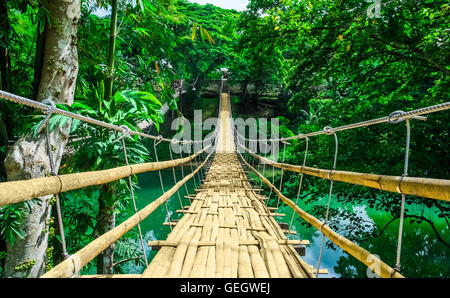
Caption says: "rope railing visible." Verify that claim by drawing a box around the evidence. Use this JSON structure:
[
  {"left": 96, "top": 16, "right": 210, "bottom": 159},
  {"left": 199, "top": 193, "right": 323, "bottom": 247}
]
[
  {"left": 41, "top": 151, "right": 213, "bottom": 278},
  {"left": 0, "top": 145, "right": 211, "bottom": 207},
  {"left": 235, "top": 101, "right": 450, "bottom": 142},
  {"left": 238, "top": 144, "right": 450, "bottom": 202},
  {"left": 236, "top": 145, "right": 404, "bottom": 278},
  {"left": 0, "top": 83, "right": 220, "bottom": 276},
  {"left": 0, "top": 89, "right": 210, "bottom": 144},
  {"left": 1, "top": 77, "right": 447, "bottom": 278}
]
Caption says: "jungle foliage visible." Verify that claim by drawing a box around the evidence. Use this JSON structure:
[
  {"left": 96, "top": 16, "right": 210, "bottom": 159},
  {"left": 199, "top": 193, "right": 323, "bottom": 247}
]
[{"left": 0, "top": 0, "right": 448, "bottom": 277}]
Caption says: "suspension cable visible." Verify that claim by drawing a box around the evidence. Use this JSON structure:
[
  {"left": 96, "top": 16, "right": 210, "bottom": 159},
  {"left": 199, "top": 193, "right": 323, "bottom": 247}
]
[
  {"left": 41, "top": 99, "right": 69, "bottom": 260},
  {"left": 153, "top": 137, "right": 173, "bottom": 231},
  {"left": 259, "top": 140, "right": 267, "bottom": 191},
  {"left": 189, "top": 143, "right": 198, "bottom": 187},
  {"left": 288, "top": 137, "right": 309, "bottom": 234},
  {"left": 169, "top": 140, "right": 185, "bottom": 215},
  {"left": 276, "top": 141, "right": 287, "bottom": 211},
  {"left": 315, "top": 126, "right": 338, "bottom": 277},
  {"left": 233, "top": 101, "right": 449, "bottom": 143},
  {"left": 178, "top": 148, "right": 190, "bottom": 197},
  {"left": 0, "top": 89, "right": 204, "bottom": 144},
  {"left": 119, "top": 125, "right": 148, "bottom": 266},
  {"left": 388, "top": 111, "right": 416, "bottom": 276}
]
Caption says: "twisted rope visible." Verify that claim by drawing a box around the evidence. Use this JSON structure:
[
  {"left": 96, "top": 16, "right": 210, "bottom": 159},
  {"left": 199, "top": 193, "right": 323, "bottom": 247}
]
[
  {"left": 315, "top": 127, "right": 338, "bottom": 277},
  {"left": 120, "top": 134, "right": 148, "bottom": 266},
  {"left": 234, "top": 102, "right": 448, "bottom": 142},
  {"left": 42, "top": 99, "right": 69, "bottom": 260},
  {"left": 388, "top": 110, "right": 413, "bottom": 275}
]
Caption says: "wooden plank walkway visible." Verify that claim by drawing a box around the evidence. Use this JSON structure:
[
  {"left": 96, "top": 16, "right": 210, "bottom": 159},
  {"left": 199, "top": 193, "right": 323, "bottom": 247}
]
[{"left": 142, "top": 93, "right": 315, "bottom": 278}]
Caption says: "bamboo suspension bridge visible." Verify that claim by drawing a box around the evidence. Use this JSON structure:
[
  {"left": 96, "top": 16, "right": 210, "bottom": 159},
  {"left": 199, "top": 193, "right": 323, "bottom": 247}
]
[{"left": 0, "top": 80, "right": 449, "bottom": 278}]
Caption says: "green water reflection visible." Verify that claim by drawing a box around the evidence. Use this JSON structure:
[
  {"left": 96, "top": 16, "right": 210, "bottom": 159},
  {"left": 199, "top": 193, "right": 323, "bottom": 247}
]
[{"left": 122, "top": 168, "right": 200, "bottom": 273}]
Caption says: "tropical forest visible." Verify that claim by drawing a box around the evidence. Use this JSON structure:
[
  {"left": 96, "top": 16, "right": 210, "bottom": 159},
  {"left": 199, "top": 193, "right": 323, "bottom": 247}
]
[{"left": 0, "top": 0, "right": 448, "bottom": 280}]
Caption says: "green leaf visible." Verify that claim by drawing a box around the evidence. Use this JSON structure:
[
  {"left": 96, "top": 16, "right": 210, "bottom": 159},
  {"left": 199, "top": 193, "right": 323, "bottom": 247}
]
[{"left": 191, "top": 23, "right": 198, "bottom": 41}]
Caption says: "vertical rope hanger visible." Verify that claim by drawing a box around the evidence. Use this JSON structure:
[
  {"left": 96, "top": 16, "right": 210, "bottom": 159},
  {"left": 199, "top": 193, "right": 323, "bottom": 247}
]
[
  {"left": 259, "top": 139, "right": 267, "bottom": 191},
  {"left": 39, "top": 99, "right": 69, "bottom": 260},
  {"left": 276, "top": 140, "right": 288, "bottom": 211},
  {"left": 117, "top": 125, "right": 148, "bottom": 266},
  {"left": 189, "top": 143, "right": 198, "bottom": 188},
  {"left": 153, "top": 136, "right": 173, "bottom": 231},
  {"left": 267, "top": 140, "right": 275, "bottom": 202},
  {"left": 198, "top": 144, "right": 206, "bottom": 182},
  {"left": 288, "top": 137, "right": 309, "bottom": 235},
  {"left": 316, "top": 126, "right": 338, "bottom": 278},
  {"left": 178, "top": 148, "right": 190, "bottom": 197},
  {"left": 256, "top": 139, "right": 263, "bottom": 185},
  {"left": 248, "top": 139, "right": 256, "bottom": 187},
  {"left": 387, "top": 110, "right": 425, "bottom": 276},
  {"left": 168, "top": 141, "right": 184, "bottom": 215},
  {"left": 192, "top": 143, "right": 202, "bottom": 185}
]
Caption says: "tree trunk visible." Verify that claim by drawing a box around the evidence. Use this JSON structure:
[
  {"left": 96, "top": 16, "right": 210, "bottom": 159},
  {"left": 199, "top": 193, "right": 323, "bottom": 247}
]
[
  {"left": 0, "top": 0, "right": 11, "bottom": 93},
  {"left": 95, "top": 184, "right": 116, "bottom": 274},
  {"left": 33, "top": 15, "right": 47, "bottom": 100},
  {"left": 104, "top": 0, "right": 118, "bottom": 100},
  {"left": 95, "top": 0, "right": 119, "bottom": 274},
  {"left": 3, "top": 0, "right": 80, "bottom": 277},
  {"left": 0, "top": 0, "right": 12, "bottom": 180}
]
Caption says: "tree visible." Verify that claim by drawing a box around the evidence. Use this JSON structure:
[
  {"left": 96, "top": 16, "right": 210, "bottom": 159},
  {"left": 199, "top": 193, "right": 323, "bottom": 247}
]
[
  {"left": 3, "top": 0, "right": 80, "bottom": 277},
  {"left": 243, "top": 0, "right": 450, "bottom": 252}
]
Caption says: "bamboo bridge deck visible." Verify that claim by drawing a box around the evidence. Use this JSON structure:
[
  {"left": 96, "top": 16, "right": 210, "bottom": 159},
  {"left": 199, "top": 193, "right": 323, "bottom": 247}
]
[{"left": 142, "top": 93, "right": 315, "bottom": 278}]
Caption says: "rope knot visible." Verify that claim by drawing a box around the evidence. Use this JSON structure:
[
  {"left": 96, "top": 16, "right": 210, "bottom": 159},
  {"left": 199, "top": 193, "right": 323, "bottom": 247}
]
[
  {"left": 112, "top": 125, "right": 131, "bottom": 143},
  {"left": 390, "top": 265, "right": 401, "bottom": 277},
  {"left": 280, "top": 138, "right": 291, "bottom": 145},
  {"left": 387, "top": 110, "right": 407, "bottom": 124},
  {"left": 154, "top": 135, "right": 164, "bottom": 146},
  {"left": 120, "top": 125, "right": 130, "bottom": 136},
  {"left": 323, "top": 126, "right": 334, "bottom": 135},
  {"left": 37, "top": 99, "right": 56, "bottom": 133}
]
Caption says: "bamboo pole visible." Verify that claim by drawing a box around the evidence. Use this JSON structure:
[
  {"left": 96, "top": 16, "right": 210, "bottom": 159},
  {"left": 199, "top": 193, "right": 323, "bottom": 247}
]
[
  {"left": 41, "top": 152, "right": 212, "bottom": 278},
  {"left": 0, "top": 145, "right": 210, "bottom": 207},
  {"left": 242, "top": 145, "right": 450, "bottom": 202}
]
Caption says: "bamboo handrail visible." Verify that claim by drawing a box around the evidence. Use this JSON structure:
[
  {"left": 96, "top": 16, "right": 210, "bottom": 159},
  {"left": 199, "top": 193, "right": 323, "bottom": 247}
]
[
  {"left": 0, "top": 145, "right": 210, "bottom": 207},
  {"left": 41, "top": 152, "right": 213, "bottom": 278},
  {"left": 238, "top": 150, "right": 404, "bottom": 278},
  {"left": 240, "top": 144, "right": 450, "bottom": 202}
]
